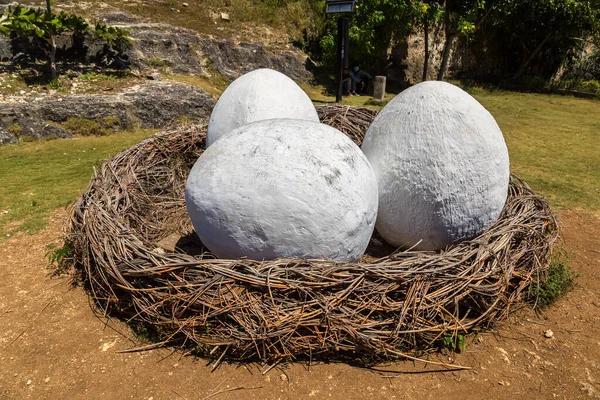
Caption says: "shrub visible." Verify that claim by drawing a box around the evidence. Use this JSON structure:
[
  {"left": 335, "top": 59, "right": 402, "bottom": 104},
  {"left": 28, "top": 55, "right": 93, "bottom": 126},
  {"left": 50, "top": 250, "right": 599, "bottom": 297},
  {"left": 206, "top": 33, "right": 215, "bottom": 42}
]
[
  {"left": 529, "top": 252, "right": 576, "bottom": 308},
  {"left": 102, "top": 115, "right": 121, "bottom": 130},
  {"left": 62, "top": 118, "right": 105, "bottom": 136},
  {"left": 579, "top": 80, "right": 600, "bottom": 94},
  {"left": 7, "top": 123, "right": 22, "bottom": 137},
  {"left": 62, "top": 116, "right": 123, "bottom": 136}
]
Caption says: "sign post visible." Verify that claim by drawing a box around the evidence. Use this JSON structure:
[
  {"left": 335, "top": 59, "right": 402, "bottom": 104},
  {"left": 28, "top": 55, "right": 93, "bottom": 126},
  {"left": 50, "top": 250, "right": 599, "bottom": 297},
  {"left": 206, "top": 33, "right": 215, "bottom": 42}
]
[{"left": 326, "top": 0, "right": 356, "bottom": 102}]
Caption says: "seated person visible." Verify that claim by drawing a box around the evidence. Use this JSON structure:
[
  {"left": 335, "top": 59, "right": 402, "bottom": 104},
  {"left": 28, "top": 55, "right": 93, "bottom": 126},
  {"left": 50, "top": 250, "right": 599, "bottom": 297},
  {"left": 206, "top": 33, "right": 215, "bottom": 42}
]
[
  {"left": 342, "top": 67, "right": 358, "bottom": 96},
  {"left": 351, "top": 65, "right": 372, "bottom": 95}
]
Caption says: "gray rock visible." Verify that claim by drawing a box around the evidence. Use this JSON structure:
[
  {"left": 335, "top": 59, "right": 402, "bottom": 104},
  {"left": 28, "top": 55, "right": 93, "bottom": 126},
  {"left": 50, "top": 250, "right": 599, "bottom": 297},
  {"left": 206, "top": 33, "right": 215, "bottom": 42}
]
[
  {"left": 0, "top": 81, "right": 215, "bottom": 144},
  {"left": 0, "top": 127, "right": 15, "bottom": 145},
  {"left": 199, "top": 39, "right": 312, "bottom": 82},
  {"left": 126, "top": 25, "right": 205, "bottom": 75},
  {"left": 0, "top": 20, "right": 313, "bottom": 83},
  {"left": 0, "top": 36, "right": 11, "bottom": 62},
  {"left": 122, "top": 23, "right": 312, "bottom": 81},
  {"left": 123, "top": 81, "right": 214, "bottom": 127},
  {"left": 39, "top": 95, "right": 133, "bottom": 128}
]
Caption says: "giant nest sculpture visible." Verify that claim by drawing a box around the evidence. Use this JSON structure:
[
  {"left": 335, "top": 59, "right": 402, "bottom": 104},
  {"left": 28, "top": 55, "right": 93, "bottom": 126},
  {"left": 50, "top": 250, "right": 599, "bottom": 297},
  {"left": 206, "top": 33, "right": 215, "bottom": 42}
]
[{"left": 65, "top": 71, "right": 558, "bottom": 365}]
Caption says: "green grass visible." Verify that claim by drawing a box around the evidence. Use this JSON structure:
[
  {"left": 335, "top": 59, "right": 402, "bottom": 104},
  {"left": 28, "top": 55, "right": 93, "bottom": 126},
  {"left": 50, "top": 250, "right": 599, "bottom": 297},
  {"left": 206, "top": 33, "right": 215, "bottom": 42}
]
[
  {"left": 0, "top": 130, "right": 156, "bottom": 239},
  {"left": 0, "top": 73, "right": 29, "bottom": 96},
  {"left": 305, "top": 83, "right": 600, "bottom": 213},
  {"left": 0, "top": 83, "right": 598, "bottom": 240},
  {"left": 463, "top": 87, "right": 600, "bottom": 213},
  {"left": 167, "top": 73, "right": 231, "bottom": 99},
  {"left": 300, "top": 82, "right": 396, "bottom": 108}
]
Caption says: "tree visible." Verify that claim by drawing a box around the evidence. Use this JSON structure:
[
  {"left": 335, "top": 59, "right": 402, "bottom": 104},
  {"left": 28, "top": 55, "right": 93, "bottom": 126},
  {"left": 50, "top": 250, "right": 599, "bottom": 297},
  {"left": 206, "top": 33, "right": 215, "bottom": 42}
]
[
  {"left": 318, "top": 0, "right": 419, "bottom": 75},
  {"left": 349, "top": 0, "right": 419, "bottom": 74},
  {"left": 0, "top": 5, "right": 131, "bottom": 80},
  {"left": 414, "top": 1, "right": 443, "bottom": 81},
  {"left": 477, "top": 0, "right": 599, "bottom": 80},
  {"left": 436, "top": 0, "right": 483, "bottom": 81}
]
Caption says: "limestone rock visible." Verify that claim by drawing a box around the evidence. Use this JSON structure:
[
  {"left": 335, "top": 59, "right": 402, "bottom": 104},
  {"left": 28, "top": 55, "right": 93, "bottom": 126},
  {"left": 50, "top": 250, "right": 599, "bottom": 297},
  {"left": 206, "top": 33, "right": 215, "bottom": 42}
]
[
  {"left": 0, "top": 82, "right": 215, "bottom": 144},
  {"left": 0, "top": 22, "right": 313, "bottom": 81},
  {"left": 122, "top": 81, "right": 214, "bottom": 127},
  {"left": 361, "top": 81, "right": 510, "bottom": 251},
  {"left": 186, "top": 119, "right": 379, "bottom": 261}
]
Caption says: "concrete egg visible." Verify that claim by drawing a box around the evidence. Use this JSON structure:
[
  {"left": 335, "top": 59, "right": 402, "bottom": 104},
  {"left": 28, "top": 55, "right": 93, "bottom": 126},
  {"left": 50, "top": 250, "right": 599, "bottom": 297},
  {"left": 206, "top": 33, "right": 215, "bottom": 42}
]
[
  {"left": 206, "top": 68, "right": 319, "bottom": 146},
  {"left": 186, "top": 119, "right": 378, "bottom": 261},
  {"left": 361, "top": 81, "right": 510, "bottom": 251}
]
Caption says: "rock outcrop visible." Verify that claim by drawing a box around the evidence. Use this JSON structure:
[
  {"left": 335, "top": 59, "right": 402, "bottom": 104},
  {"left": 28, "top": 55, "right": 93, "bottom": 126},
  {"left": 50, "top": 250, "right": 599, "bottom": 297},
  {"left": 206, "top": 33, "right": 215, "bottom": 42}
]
[
  {"left": 0, "top": 10, "right": 312, "bottom": 82},
  {"left": 0, "top": 81, "right": 215, "bottom": 145}
]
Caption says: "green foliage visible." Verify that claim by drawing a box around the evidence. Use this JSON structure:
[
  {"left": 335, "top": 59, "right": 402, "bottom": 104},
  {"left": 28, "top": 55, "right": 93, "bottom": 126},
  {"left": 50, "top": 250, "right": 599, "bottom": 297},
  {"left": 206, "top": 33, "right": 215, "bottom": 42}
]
[
  {"left": 529, "top": 252, "right": 577, "bottom": 308},
  {"left": 555, "top": 79, "right": 600, "bottom": 95},
  {"left": 579, "top": 80, "right": 600, "bottom": 94},
  {"left": 0, "top": 5, "right": 131, "bottom": 77},
  {"left": 417, "top": 1, "right": 444, "bottom": 29},
  {"left": 1, "top": 5, "right": 88, "bottom": 39},
  {"left": 78, "top": 71, "right": 116, "bottom": 81},
  {"left": 45, "top": 242, "right": 72, "bottom": 266},
  {"left": 475, "top": 0, "right": 599, "bottom": 78},
  {"left": 441, "top": 333, "right": 466, "bottom": 352},
  {"left": 335, "top": 0, "right": 419, "bottom": 72},
  {"left": 62, "top": 116, "right": 122, "bottom": 136},
  {"left": 45, "top": 242, "right": 74, "bottom": 276},
  {"left": 47, "top": 79, "right": 63, "bottom": 90},
  {"left": 62, "top": 118, "right": 105, "bottom": 136},
  {"left": 102, "top": 115, "right": 121, "bottom": 129},
  {"left": 445, "top": 0, "right": 485, "bottom": 37},
  {"left": 0, "top": 13, "right": 10, "bottom": 36},
  {"left": 7, "top": 123, "right": 22, "bottom": 136},
  {"left": 93, "top": 23, "right": 132, "bottom": 52}
]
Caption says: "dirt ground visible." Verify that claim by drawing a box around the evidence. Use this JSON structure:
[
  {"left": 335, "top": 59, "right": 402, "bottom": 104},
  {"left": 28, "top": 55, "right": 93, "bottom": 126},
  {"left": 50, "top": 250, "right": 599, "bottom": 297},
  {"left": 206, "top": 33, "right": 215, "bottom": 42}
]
[{"left": 0, "top": 209, "right": 599, "bottom": 400}]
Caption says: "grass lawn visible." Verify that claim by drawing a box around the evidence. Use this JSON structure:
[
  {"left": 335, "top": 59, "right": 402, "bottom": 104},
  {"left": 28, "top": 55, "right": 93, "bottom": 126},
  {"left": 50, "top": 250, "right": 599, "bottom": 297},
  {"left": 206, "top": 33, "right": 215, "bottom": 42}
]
[
  {"left": 0, "top": 130, "right": 155, "bottom": 239},
  {"left": 466, "top": 88, "right": 600, "bottom": 213},
  {"left": 0, "top": 85, "right": 598, "bottom": 240},
  {"left": 304, "top": 85, "right": 600, "bottom": 214}
]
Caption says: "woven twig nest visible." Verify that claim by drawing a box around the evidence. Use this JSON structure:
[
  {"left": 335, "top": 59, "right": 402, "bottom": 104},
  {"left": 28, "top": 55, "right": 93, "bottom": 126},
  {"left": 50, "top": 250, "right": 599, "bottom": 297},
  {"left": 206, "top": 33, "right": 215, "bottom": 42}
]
[{"left": 67, "top": 105, "right": 558, "bottom": 363}]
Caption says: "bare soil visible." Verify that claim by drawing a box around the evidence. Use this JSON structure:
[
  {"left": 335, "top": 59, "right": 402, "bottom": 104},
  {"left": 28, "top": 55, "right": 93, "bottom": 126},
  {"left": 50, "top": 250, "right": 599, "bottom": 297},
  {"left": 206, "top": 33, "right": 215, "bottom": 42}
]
[{"left": 0, "top": 209, "right": 599, "bottom": 400}]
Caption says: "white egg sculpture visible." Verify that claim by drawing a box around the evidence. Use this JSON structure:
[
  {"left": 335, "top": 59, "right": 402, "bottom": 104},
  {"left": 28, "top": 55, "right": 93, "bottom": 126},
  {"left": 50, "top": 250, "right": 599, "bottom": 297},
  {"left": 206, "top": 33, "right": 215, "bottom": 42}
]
[
  {"left": 361, "top": 81, "right": 510, "bottom": 251},
  {"left": 206, "top": 68, "right": 319, "bottom": 146},
  {"left": 186, "top": 119, "right": 378, "bottom": 261}
]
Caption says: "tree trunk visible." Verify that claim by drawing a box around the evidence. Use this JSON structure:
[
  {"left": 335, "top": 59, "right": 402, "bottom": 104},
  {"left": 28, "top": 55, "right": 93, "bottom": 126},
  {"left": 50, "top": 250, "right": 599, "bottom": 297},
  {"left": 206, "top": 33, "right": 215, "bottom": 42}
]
[
  {"left": 46, "top": 0, "right": 51, "bottom": 14},
  {"left": 49, "top": 34, "right": 57, "bottom": 80},
  {"left": 422, "top": 19, "right": 429, "bottom": 81},
  {"left": 437, "top": 34, "right": 454, "bottom": 81},
  {"left": 513, "top": 31, "right": 553, "bottom": 80},
  {"left": 437, "top": 3, "right": 453, "bottom": 81}
]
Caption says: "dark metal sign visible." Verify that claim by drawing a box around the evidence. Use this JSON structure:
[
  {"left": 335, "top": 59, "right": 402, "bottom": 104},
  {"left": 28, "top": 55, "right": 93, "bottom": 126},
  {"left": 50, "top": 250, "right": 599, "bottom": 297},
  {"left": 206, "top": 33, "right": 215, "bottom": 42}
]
[{"left": 326, "top": 0, "right": 356, "bottom": 14}]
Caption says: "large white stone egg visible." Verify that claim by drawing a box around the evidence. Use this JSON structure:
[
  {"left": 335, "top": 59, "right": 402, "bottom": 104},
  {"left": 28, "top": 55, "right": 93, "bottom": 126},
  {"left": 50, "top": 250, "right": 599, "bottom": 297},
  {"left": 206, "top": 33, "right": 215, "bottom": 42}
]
[
  {"left": 206, "top": 68, "right": 319, "bottom": 146},
  {"left": 361, "top": 81, "right": 510, "bottom": 251},
  {"left": 186, "top": 119, "right": 378, "bottom": 261}
]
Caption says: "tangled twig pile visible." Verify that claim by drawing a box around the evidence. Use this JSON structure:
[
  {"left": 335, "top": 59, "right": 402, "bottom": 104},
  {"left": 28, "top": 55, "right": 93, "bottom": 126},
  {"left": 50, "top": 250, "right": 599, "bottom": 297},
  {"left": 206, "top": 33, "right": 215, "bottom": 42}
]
[{"left": 66, "top": 104, "right": 558, "bottom": 363}]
